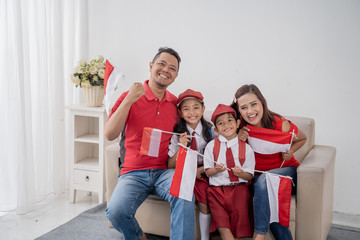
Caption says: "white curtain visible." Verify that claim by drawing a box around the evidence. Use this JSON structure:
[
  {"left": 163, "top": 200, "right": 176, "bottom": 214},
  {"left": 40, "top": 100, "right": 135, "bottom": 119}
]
[{"left": 0, "top": 0, "right": 88, "bottom": 214}]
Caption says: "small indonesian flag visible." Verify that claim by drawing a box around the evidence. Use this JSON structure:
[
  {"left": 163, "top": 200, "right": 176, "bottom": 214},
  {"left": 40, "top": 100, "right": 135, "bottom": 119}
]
[
  {"left": 170, "top": 146, "right": 198, "bottom": 202},
  {"left": 266, "top": 172, "right": 292, "bottom": 227},
  {"left": 104, "top": 60, "right": 124, "bottom": 115},
  {"left": 247, "top": 125, "right": 293, "bottom": 154},
  {"left": 140, "top": 127, "right": 162, "bottom": 157}
]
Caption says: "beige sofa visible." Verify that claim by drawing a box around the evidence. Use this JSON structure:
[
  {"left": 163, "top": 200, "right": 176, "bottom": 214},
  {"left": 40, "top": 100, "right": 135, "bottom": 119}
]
[{"left": 105, "top": 114, "right": 336, "bottom": 240}]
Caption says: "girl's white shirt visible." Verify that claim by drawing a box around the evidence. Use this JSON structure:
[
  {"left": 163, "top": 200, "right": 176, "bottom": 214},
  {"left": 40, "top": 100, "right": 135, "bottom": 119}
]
[
  {"left": 203, "top": 135, "right": 255, "bottom": 186},
  {"left": 168, "top": 122, "right": 217, "bottom": 165}
]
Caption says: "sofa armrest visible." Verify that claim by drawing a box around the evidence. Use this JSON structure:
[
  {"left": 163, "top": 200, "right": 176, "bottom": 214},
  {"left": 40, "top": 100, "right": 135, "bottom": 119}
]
[
  {"left": 296, "top": 145, "right": 336, "bottom": 240},
  {"left": 105, "top": 142, "right": 120, "bottom": 206}
]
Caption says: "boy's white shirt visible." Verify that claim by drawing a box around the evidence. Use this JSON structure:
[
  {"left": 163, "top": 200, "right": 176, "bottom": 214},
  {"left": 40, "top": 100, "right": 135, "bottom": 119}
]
[
  {"left": 204, "top": 135, "right": 255, "bottom": 186},
  {"left": 168, "top": 122, "right": 217, "bottom": 165}
]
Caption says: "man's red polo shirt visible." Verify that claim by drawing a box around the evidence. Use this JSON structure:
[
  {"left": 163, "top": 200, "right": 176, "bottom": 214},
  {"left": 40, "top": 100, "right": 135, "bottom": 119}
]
[{"left": 108, "top": 80, "right": 178, "bottom": 175}]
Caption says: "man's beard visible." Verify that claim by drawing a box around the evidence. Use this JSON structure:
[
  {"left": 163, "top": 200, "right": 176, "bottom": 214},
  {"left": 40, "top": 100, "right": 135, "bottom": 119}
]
[{"left": 154, "top": 78, "right": 168, "bottom": 89}]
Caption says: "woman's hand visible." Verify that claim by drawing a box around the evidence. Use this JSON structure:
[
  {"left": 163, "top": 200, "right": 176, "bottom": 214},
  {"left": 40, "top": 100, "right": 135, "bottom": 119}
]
[
  {"left": 282, "top": 150, "right": 293, "bottom": 160},
  {"left": 179, "top": 132, "right": 191, "bottom": 146},
  {"left": 238, "top": 126, "right": 250, "bottom": 141}
]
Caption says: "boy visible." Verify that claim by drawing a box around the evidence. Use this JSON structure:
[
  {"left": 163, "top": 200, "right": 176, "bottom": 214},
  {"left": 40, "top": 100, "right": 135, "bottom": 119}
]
[{"left": 204, "top": 104, "right": 255, "bottom": 240}]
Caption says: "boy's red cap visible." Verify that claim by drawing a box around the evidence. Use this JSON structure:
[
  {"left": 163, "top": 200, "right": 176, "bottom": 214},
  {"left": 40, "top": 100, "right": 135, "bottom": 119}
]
[
  {"left": 177, "top": 89, "right": 204, "bottom": 106},
  {"left": 211, "top": 104, "right": 237, "bottom": 124}
]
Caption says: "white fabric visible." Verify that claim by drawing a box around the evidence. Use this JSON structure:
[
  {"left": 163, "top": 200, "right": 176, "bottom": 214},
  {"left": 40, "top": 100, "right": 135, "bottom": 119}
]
[
  {"left": 266, "top": 173, "right": 281, "bottom": 224},
  {"left": 265, "top": 172, "right": 292, "bottom": 226},
  {"left": 104, "top": 64, "right": 124, "bottom": 115},
  {"left": 148, "top": 129, "right": 162, "bottom": 157},
  {"left": 0, "top": 0, "right": 87, "bottom": 214},
  {"left": 203, "top": 135, "right": 255, "bottom": 186},
  {"left": 248, "top": 136, "right": 291, "bottom": 154}
]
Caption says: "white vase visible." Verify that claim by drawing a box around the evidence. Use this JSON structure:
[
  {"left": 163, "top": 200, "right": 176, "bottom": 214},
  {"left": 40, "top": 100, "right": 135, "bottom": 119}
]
[{"left": 83, "top": 86, "right": 104, "bottom": 107}]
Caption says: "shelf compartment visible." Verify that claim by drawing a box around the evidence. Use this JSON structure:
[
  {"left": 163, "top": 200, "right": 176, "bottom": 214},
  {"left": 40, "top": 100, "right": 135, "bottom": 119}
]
[
  {"left": 74, "top": 115, "right": 99, "bottom": 140},
  {"left": 74, "top": 142, "right": 99, "bottom": 171}
]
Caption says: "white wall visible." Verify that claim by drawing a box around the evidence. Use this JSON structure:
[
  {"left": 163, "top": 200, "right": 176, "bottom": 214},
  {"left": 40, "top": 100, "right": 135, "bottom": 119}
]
[{"left": 87, "top": 0, "right": 360, "bottom": 214}]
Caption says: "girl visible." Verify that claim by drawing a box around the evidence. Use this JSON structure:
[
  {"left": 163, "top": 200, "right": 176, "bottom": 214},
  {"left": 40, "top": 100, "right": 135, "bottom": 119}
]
[
  {"left": 231, "top": 84, "right": 307, "bottom": 240},
  {"left": 168, "top": 89, "right": 216, "bottom": 240}
]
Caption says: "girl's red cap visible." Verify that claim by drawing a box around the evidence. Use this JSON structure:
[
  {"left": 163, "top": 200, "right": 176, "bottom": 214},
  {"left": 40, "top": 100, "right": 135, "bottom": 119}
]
[{"left": 177, "top": 89, "right": 204, "bottom": 106}]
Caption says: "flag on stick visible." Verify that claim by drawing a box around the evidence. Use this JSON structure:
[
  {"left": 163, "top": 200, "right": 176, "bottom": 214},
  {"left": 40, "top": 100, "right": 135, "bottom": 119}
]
[
  {"left": 140, "top": 128, "right": 198, "bottom": 157},
  {"left": 104, "top": 60, "right": 124, "bottom": 115},
  {"left": 247, "top": 125, "right": 293, "bottom": 154},
  {"left": 170, "top": 146, "right": 198, "bottom": 201},
  {"left": 266, "top": 172, "right": 292, "bottom": 227},
  {"left": 140, "top": 127, "right": 162, "bottom": 157}
]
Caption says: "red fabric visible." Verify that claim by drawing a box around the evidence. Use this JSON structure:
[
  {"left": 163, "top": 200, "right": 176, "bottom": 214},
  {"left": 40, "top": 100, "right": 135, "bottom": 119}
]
[
  {"left": 194, "top": 176, "right": 209, "bottom": 204},
  {"left": 207, "top": 185, "right": 252, "bottom": 238},
  {"left": 108, "top": 80, "right": 178, "bottom": 175},
  {"left": 213, "top": 138, "right": 221, "bottom": 163},
  {"left": 104, "top": 60, "right": 114, "bottom": 94},
  {"left": 177, "top": 89, "right": 204, "bottom": 106},
  {"left": 169, "top": 147, "right": 187, "bottom": 198},
  {"left": 226, "top": 147, "right": 238, "bottom": 182},
  {"left": 238, "top": 140, "right": 245, "bottom": 166},
  {"left": 190, "top": 131, "right": 197, "bottom": 150},
  {"left": 252, "top": 116, "right": 300, "bottom": 171},
  {"left": 278, "top": 176, "right": 292, "bottom": 227},
  {"left": 211, "top": 104, "right": 236, "bottom": 124}
]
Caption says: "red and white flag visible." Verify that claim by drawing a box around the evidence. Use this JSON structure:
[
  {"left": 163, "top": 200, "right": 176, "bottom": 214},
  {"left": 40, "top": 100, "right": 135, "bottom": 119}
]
[
  {"left": 104, "top": 60, "right": 124, "bottom": 115},
  {"left": 247, "top": 125, "right": 293, "bottom": 154},
  {"left": 140, "top": 127, "right": 162, "bottom": 157},
  {"left": 170, "top": 146, "right": 198, "bottom": 202},
  {"left": 266, "top": 172, "right": 292, "bottom": 227}
]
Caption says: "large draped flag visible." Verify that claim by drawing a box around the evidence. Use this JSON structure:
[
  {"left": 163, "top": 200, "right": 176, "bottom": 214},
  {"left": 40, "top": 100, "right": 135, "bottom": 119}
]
[
  {"left": 265, "top": 172, "right": 292, "bottom": 227},
  {"left": 170, "top": 146, "right": 198, "bottom": 201},
  {"left": 247, "top": 125, "right": 293, "bottom": 154},
  {"left": 104, "top": 60, "right": 124, "bottom": 115},
  {"left": 140, "top": 127, "right": 162, "bottom": 157}
]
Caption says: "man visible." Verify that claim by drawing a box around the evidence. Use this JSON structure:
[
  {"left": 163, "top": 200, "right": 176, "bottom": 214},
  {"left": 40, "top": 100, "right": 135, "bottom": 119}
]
[{"left": 105, "top": 47, "right": 195, "bottom": 240}]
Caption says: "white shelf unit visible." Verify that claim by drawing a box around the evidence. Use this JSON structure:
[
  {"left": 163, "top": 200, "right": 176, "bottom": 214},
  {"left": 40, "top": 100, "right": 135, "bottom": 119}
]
[{"left": 68, "top": 105, "right": 108, "bottom": 204}]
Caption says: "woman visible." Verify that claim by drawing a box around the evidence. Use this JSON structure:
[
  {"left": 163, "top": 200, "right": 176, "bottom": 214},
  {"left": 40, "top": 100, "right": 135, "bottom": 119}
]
[{"left": 231, "top": 84, "right": 307, "bottom": 240}]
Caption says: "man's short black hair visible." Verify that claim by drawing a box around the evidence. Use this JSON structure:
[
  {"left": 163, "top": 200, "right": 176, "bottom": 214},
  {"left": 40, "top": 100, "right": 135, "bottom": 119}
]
[{"left": 152, "top": 47, "right": 181, "bottom": 71}]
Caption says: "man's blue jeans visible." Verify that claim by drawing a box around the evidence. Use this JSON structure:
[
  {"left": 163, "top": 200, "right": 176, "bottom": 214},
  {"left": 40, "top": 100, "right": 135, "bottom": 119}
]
[
  {"left": 253, "top": 166, "right": 297, "bottom": 240},
  {"left": 106, "top": 169, "right": 195, "bottom": 240}
]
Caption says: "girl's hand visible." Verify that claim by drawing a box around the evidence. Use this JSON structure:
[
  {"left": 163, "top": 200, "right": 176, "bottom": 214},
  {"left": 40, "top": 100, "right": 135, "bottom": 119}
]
[
  {"left": 232, "top": 166, "right": 244, "bottom": 177},
  {"left": 282, "top": 150, "right": 293, "bottom": 160},
  {"left": 238, "top": 126, "right": 250, "bottom": 142},
  {"left": 179, "top": 132, "right": 191, "bottom": 146},
  {"left": 196, "top": 166, "right": 204, "bottom": 178},
  {"left": 215, "top": 163, "right": 227, "bottom": 173}
]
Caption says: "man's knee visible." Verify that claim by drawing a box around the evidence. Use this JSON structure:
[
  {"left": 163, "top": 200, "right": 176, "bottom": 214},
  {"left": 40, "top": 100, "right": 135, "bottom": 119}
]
[
  {"left": 106, "top": 201, "right": 129, "bottom": 225},
  {"left": 254, "top": 174, "right": 267, "bottom": 193}
]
